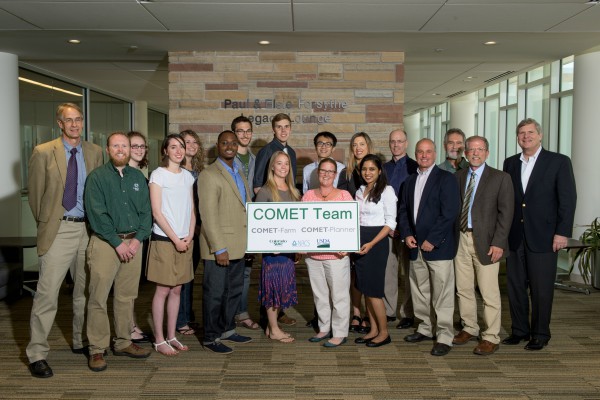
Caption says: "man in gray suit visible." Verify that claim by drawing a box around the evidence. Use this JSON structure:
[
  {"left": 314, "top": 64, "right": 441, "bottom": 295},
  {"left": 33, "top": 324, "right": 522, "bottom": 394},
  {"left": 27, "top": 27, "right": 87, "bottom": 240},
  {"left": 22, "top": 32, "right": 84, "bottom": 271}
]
[{"left": 453, "top": 136, "right": 514, "bottom": 355}]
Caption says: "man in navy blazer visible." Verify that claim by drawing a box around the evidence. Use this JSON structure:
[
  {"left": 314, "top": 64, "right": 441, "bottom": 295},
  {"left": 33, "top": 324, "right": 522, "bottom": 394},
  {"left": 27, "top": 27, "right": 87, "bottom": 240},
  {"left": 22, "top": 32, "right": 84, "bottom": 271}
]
[
  {"left": 398, "top": 138, "right": 460, "bottom": 356},
  {"left": 383, "top": 129, "right": 419, "bottom": 330},
  {"left": 502, "top": 118, "right": 576, "bottom": 351}
]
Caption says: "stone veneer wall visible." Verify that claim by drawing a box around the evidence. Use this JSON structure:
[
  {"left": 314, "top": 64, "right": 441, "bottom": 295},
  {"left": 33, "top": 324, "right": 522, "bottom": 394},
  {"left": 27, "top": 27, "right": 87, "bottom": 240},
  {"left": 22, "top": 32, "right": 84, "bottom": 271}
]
[{"left": 168, "top": 51, "right": 404, "bottom": 177}]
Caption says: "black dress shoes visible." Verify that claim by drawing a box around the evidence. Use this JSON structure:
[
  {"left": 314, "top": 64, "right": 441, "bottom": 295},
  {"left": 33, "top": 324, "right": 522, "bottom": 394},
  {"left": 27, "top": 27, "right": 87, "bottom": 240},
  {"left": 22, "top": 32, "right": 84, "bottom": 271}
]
[
  {"left": 386, "top": 316, "right": 397, "bottom": 323},
  {"left": 501, "top": 334, "right": 530, "bottom": 345},
  {"left": 29, "top": 360, "right": 53, "bottom": 378},
  {"left": 366, "top": 336, "right": 391, "bottom": 348},
  {"left": 431, "top": 343, "right": 451, "bottom": 356},
  {"left": 396, "top": 317, "right": 414, "bottom": 329},
  {"left": 524, "top": 338, "right": 549, "bottom": 351},
  {"left": 404, "top": 332, "right": 433, "bottom": 343},
  {"left": 354, "top": 336, "right": 372, "bottom": 344}
]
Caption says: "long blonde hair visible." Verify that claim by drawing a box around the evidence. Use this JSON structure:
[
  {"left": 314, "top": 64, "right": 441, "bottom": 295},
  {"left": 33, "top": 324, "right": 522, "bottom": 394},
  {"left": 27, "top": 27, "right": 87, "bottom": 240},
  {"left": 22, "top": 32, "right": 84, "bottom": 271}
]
[
  {"left": 346, "top": 132, "right": 374, "bottom": 179},
  {"left": 265, "top": 151, "right": 300, "bottom": 202}
]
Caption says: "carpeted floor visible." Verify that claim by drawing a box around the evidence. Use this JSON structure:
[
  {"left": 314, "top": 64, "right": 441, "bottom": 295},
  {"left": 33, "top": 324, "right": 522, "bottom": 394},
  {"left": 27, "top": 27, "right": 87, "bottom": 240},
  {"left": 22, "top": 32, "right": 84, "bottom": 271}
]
[{"left": 1, "top": 264, "right": 600, "bottom": 400}]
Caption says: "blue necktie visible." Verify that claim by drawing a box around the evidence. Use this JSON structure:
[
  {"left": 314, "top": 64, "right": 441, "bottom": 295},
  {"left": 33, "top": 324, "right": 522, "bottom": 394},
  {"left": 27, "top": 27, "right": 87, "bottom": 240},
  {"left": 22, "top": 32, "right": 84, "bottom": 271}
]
[{"left": 62, "top": 148, "right": 78, "bottom": 211}]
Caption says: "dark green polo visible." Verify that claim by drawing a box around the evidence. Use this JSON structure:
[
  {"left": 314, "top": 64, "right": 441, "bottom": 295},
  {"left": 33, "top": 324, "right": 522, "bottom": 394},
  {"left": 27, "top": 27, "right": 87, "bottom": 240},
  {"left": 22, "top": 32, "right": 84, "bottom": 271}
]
[{"left": 84, "top": 162, "right": 152, "bottom": 248}]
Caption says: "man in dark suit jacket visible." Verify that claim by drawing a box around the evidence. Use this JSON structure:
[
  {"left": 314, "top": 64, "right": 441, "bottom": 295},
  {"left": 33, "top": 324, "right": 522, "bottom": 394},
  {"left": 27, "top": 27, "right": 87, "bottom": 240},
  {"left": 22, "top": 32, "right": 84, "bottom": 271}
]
[
  {"left": 398, "top": 138, "right": 460, "bottom": 356},
  {"left": 453, "top": 136, "right": 514, "bottom": 355},
  {"left": 502, "top": 118, "right": 577, "bottom": 351},
  {"left": 383, "top": 129, "right": 418, "bottom": 330}
]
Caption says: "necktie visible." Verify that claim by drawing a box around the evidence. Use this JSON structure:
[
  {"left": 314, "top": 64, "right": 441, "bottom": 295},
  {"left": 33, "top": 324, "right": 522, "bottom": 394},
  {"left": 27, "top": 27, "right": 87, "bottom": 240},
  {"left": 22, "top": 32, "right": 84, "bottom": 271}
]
[
  {"left": 62, "top": 148, "right": 78, "bottom": 211},
  {"left": 460, "top": 172, "right": 476, "bottom": 232}
]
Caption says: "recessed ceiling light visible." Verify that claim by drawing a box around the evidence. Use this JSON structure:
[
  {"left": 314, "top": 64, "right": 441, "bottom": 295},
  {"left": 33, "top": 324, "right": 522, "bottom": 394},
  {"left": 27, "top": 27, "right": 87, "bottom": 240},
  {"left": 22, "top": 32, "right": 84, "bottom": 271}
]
[
  {"left": 483, "top": 41, "right": 497, "bottom": 46},
  {"left": 434, "top": 48, "right": 444, "bottom": 53},
  {"left": 68, "top": 39, "right": 81, "bottom": 44},
  {"left": 432, "top": 93, "right": 440, "bottom": 96},
  {"left": 258, "top": 40, "right": 270, "bottom": 45}
]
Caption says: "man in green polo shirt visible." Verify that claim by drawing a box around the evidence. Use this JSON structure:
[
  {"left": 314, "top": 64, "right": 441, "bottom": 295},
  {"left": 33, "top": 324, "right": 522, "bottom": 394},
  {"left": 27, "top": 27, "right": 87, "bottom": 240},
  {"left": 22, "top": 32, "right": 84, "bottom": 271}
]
[{"left": 84, "top": 132, "right": 152, "bottom": 372}]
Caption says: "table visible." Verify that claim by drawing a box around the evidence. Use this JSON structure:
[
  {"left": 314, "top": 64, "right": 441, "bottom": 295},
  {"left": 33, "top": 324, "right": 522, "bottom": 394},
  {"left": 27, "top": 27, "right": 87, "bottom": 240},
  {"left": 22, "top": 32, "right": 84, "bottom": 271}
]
[
  {"left": 0, "top": 236, "right": 38, "bottom": 299},
  {"left": 554, "top": 238, "right": 592, "bottom": 295}
]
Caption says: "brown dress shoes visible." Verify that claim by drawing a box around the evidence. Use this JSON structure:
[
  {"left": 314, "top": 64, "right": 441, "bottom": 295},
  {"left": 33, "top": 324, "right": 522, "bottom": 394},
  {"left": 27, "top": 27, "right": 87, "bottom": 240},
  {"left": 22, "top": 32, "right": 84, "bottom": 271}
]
[{"left": 473, "top": 340, "right": 499, "bottom": 355}]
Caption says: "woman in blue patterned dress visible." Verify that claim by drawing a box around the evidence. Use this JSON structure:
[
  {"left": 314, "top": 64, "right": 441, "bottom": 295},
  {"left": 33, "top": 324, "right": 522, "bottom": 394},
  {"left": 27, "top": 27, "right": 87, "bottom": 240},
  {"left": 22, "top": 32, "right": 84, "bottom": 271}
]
[{"left": 255, "top": 151, "right": 300, "bottom": 343}]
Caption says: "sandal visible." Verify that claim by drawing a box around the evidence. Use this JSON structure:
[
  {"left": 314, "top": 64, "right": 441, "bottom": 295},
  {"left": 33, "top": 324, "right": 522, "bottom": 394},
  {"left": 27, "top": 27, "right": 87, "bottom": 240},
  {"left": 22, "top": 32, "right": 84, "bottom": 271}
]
[
  {"left": 176, "top": 326, "right": 196, "bottom": 335},
  {"left": 153, "top": 341, "right": 178, "bottom": 356},
  {"left": 268, "top": 334, "right": 295, "bottom": 343},
  {"left": 167, "top": 337, "right": 189, "bottom": 352},
  {"left": 236, "top": 318, "right": 260, "bottom": 330},
  {"left": 358, "top": 316, "right": 371, "bottom": 334},
  {"left": 349, "top": 315, "right": 362, "bottom": 333}
]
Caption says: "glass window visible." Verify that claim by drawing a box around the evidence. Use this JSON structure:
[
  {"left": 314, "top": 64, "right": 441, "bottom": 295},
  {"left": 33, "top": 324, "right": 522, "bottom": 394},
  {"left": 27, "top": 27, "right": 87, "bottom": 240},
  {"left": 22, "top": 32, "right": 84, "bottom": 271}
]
[
  {"left": 507, "top": 76, "right": 518, "bottom": 105},
  {"left": 505, "top": 107, "right": 518, "bottom": 158},
  {"left": 561, "top": 55, "right": 574, "bottom": 92},
  {"left": 89, "top": 91, "right": 132, "bottom": 160},
  {"left": 559, "top": 95, "right": 573, "bottom": 157},
  {"left": 147, "top": 109, "right": 168, "bottom": 172},
  {"left": 527, "top": 66, "right": 544, "bottom": 82},
  {"left": 485, "top": 84, "right": 499, "bottom": 96},
  {"left": 484, "top": 98, "right": 499, "bottom": 168}
]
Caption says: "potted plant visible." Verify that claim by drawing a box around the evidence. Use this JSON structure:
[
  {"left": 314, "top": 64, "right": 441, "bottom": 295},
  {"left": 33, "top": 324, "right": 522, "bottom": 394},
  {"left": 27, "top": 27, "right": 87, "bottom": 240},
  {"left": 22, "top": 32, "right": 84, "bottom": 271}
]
[{"left": 571, "top": 217, "right": 600, "bottom": 289}]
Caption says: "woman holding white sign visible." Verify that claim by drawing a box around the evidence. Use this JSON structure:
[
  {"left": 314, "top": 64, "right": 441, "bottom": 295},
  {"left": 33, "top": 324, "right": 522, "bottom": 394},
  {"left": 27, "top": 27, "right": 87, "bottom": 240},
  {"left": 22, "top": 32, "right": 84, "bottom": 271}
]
[
  {"left": 302, "top": 158, "right": 353, "bottom": 348},
  {"left": 337, "top": 132, "right": 374, "bottom": 334},
  {"left": 353, "top": 154, "right": 397, "bottom": 348},
  {"left": 255, "top": 151, "right": 301, "bottom": 343}
]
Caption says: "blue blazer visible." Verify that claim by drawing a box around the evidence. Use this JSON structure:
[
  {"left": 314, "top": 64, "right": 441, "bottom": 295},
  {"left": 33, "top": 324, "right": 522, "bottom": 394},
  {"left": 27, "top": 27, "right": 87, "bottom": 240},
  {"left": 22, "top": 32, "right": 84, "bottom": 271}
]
[
  {"left": 503, "top": 148, "right": 576, "bottom": 253},
  {"left": 398, "top": 165, "right": 460, "bottom": 261}
]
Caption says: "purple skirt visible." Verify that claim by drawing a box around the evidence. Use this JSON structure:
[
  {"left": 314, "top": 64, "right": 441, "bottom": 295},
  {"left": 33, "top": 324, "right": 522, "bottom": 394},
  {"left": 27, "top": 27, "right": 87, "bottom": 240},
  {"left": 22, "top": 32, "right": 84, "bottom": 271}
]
[{"left": 258, "top": 254, "right": 298, "bottom": 309}]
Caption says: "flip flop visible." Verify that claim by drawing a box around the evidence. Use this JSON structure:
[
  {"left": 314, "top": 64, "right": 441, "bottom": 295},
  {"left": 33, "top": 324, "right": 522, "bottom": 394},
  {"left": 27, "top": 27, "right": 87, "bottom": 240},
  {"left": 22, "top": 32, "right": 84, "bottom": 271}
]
[
  {"left": 237, "top": 319, "right": 260, "bottom": 330},
  {"left": 268, "top": 334, "right": 295, "bottom": 343}
]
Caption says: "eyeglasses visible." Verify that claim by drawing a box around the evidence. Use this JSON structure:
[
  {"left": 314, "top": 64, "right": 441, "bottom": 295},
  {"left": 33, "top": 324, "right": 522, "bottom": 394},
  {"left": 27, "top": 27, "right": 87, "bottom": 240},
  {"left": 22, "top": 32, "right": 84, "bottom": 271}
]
[
  {"left": 62, "top": 117, "right": 83, "bottom": 125},
  {"left": 131, "top": 144, "right": 147, "bottom": 150},
  {"left": 318, "top": 169, "right": 336, "bottom": 175},
  {"left": 389, "top": 139, "right": 407, "bottom": 145},
  {"left": 316, "top": 141, "right": 334, "bottom": 148},
  {"left": 466, "top": 147, "right": 486, "bottom": 153},
  {"left": 235, "top": 129, "right": 253, "bottom": 135}
]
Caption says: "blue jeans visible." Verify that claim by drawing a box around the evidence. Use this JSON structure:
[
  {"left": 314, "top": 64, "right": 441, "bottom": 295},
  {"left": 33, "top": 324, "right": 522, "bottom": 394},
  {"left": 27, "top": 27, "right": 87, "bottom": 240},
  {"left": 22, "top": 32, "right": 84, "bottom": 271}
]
[
  {"left": 202, "top": 258, "right": 244, "bottom": 344},
  {"left": 235, "top": 259, "right": 253, "bottom": 321}
]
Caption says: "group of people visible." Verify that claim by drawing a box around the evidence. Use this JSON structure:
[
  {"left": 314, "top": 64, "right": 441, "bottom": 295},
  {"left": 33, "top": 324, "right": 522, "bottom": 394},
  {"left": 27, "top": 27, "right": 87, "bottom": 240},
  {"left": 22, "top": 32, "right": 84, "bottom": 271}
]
[{"left": 25, "top": 103, "right": 577, "bottom": 378}]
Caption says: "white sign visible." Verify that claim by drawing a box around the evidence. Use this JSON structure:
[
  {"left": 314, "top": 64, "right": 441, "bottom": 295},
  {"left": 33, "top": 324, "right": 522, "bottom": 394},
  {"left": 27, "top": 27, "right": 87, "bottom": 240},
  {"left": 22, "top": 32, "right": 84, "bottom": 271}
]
[{"left": 246, "top": 201, "right": 360, "bottom": 253}]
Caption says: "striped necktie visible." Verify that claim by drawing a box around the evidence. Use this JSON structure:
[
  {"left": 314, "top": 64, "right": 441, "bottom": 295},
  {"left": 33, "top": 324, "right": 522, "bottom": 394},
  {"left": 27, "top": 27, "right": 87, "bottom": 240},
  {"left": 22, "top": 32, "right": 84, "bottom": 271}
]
[{"left": 460, "top": 172, "right": 476, "bottom": 232}]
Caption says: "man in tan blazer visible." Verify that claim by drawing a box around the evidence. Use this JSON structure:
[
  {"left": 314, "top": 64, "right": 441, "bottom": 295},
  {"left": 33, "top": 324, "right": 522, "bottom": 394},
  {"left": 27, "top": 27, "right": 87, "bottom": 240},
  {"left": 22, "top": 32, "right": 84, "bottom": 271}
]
[
  {"left": 26, "top": 103, "right": 103, "bottom": 378},
  {"left": 198, "top": 130, "right": 253, "bottom": 354},
  {"left": 453, "top": 136, "right": 514, "bottom": 355}
]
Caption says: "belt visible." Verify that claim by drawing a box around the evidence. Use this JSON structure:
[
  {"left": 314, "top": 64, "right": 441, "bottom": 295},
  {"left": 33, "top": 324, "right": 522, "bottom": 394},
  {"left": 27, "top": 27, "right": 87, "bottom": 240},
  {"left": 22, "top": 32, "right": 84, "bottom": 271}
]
[
  {"left": 118, "top": 232, "right": 137, "bottom": 239},
  {"left": 62, "top": 216, "right": 85, "bottom": 223}
]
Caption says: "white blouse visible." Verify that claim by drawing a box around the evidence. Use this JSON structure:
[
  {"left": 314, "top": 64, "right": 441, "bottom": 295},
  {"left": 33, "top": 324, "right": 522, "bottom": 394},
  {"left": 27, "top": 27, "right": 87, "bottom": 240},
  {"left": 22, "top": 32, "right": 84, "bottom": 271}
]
[{"left": 355, "top": 185, "right": 397, "bottom": 230}]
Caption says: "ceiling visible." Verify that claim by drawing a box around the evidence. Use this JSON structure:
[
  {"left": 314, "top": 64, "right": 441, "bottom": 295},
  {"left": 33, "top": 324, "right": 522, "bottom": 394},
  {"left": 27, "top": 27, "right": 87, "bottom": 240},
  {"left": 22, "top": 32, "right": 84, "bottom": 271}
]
[{"left": 2, "top": 0, "right": 600, "bottom": 115}]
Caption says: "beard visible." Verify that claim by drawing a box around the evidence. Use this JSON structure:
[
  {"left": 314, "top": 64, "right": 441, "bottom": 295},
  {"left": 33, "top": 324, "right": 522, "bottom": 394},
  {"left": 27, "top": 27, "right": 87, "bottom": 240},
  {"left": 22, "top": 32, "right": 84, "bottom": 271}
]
[
  {"left": 446, "top": 151, "right": 459, "bottom": 160},
  {"left": 110, "top": 154, "right": 130, "bottom": 167}
]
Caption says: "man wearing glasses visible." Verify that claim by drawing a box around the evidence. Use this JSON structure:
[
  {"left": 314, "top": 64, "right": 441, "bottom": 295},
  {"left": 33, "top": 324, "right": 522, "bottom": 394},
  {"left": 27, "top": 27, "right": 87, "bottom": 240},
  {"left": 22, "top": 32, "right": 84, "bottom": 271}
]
[
  {"left": 26, "top": 103, "right": 103, "bottom": 378},
  {"left": 231, "top": 116, "right": 260, "bottom": 331},
  {"left": 453, "top": 136, "right": 513, "bottom": 355},
  {"left": 302, "top": 131, "right": 345, "bottom": 194}
]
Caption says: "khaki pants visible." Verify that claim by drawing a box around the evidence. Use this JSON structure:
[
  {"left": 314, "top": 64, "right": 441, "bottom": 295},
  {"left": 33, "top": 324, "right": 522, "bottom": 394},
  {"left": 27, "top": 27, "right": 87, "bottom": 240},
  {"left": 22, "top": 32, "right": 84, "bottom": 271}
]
[
  {"left": 384, "top": 237, "right": 413, "bottom": 319},
  {"left": 410, "top": 251, "right": 455, "bottom": 346},
  {"left": 306, "top": 256, "right": 351, "bottom": 338},
  {"left": 86, "top": 235, "right": 141, "bottom": 354},
  {"left": 26, "top": 220, "right": 89, "bottom": 363},
  {"left": 455, "top": 231, "right": 501, "bottom": 343}
]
